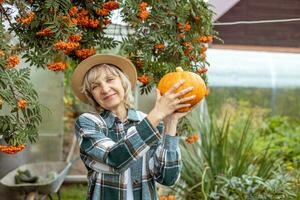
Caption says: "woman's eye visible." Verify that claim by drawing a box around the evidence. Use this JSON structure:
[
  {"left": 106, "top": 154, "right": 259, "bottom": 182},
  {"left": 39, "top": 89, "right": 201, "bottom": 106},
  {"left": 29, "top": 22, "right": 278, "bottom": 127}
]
[
  {"left": 107, "top": 78, "right": 114, "bottom": 82},
  {"left": 92, "top": 85, "right": 99, "bottom": 90}
]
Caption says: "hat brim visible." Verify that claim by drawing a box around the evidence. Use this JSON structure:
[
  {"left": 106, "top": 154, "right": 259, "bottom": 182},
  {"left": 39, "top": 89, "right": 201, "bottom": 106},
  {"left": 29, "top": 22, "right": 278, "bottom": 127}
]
[{"left": 71, "top": 54, "right": 137, "bottom": 104}]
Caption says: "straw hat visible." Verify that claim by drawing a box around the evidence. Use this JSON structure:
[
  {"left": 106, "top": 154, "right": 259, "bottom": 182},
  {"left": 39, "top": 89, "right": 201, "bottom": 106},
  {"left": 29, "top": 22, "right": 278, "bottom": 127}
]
[{"left": 71, "top": 54, "right": 137, "bottom": 104}]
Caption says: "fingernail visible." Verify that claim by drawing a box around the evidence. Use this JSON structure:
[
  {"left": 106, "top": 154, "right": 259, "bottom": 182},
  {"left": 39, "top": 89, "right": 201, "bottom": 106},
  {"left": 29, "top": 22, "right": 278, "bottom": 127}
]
[{"left": 180, "top": 80, "right": 185, "bottom": 83}]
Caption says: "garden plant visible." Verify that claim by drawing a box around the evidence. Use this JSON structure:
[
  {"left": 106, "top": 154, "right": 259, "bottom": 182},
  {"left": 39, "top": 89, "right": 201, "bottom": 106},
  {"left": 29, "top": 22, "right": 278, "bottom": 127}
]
[{"left": 169, "top": 100, "right": 299, "bottom": 199}]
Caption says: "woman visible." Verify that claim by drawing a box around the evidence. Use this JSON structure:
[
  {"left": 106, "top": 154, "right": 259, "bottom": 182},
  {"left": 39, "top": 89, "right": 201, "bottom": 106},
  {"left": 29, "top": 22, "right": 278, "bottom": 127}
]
[{"left": 71, "top": 54, "right": 196, "bottom": 200}]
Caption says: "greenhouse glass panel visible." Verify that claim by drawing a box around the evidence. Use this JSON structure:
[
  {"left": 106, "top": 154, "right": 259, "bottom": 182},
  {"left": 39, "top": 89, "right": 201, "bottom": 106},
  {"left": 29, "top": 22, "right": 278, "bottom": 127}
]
[
  {"left": 28, "top": 68, "right": 64, "bottom": 162},
  {"left": 206, "top": 49, "right": 300, "bottom": 118}
]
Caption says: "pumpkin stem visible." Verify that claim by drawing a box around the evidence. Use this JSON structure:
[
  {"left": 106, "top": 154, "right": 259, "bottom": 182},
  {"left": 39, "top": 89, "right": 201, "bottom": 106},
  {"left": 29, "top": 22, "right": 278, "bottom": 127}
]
[{"left": 176, "top": 67, "right": 184, "bottom": 72}]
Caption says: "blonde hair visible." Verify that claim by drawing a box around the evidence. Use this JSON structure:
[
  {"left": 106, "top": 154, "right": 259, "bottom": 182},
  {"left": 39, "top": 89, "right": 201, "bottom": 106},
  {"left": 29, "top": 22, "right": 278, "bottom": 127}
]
[{"left": 81, "top": 64, "right": 135, "bottom": 112}]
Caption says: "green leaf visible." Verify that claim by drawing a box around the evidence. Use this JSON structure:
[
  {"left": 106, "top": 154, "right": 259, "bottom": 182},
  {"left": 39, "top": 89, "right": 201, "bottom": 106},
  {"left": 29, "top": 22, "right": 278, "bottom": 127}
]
[{"left": 10, "top": 107, "right": 18, "bottom": 113}]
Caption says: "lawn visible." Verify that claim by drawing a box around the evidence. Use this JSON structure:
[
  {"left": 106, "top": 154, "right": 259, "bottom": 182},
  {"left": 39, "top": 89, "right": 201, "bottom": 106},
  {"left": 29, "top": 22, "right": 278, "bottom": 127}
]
[{"left": 53, "top": 184, "right": 87, "bottom": 200}]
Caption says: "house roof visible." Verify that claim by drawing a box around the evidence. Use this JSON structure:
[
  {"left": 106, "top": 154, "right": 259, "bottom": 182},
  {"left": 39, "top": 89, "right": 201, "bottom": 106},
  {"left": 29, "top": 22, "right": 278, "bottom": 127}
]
[{"left": 208, "top": 0, "right": 240, "bottom": 21}]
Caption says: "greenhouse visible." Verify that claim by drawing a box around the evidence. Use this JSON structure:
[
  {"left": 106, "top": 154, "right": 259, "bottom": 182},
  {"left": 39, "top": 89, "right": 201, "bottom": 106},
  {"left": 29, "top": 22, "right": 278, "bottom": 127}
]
[
  {"left": 0, "top": 0, "right": 300, "bottom": 200},
  {"left": 207, "top": 49, "right": 300, "bottom": 118}
]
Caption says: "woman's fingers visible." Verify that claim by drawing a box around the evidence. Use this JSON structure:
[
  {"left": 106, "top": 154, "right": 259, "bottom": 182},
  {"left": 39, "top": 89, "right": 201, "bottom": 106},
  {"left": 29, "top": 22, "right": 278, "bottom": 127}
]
[
  {"left": 174, "top": 86, "right": 194, "bottom": 98},
  {"left": 182, "top": 102, "right": 200, "bottom": 115},
  {"left": 165, "top": 80, "right": 185, "bottom": 95},
  {"left": 156, "top": 80, "right": 197, "bottom": 116},
  {"left": 175, "top": 103, "right": 191, "bottom": 109},
  {"left": 177, "top": 95, "right": 196, "bottom": 103}
]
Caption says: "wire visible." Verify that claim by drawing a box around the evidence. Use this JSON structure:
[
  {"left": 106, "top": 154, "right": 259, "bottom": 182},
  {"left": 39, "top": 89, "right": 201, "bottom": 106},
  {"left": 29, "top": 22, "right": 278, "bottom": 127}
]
[
  {"left": 105, "top": 17, "right": 300, "bottom": 36},
  {"left": 213, "top": 17, "right": 300, "bottom": 25},
  {"left": 109, "top": 17, "right": 300, "bottom": 28}
]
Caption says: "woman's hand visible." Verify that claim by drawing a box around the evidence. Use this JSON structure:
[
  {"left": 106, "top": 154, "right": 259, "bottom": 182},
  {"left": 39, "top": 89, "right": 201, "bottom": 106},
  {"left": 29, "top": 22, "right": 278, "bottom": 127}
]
[
  {"left": 163, "top": 103, "right": 199, "bottom": 136},
  {"left": 147, "top": 80, "right": 195, "bottom": 128}
]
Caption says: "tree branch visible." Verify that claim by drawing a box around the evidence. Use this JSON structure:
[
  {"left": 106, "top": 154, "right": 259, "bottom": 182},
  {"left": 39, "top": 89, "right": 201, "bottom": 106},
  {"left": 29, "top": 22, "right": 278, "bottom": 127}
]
[{"left": 0, "top": 5, "right": 14, "bottom": 29}]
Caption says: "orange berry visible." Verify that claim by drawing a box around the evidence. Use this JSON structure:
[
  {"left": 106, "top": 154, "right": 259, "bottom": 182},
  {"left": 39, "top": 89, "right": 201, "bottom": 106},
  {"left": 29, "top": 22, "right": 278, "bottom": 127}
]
[
  {"left": 185, "top": 136, "right": 194, "bottom": 144},
  {"left": 88, "top": 19, "right": 99, "bottom": 28},
  {"left": 184, "top": 22, "right": 191, "bottom": 32},
  {"left": 18, "top": 99, "right": 27, "bottom": 109},
  {"left": 196, "top": 36, "right": 208, "bottom": 43},
  {"left": 185, "top": 134, "right": 200, "bottom": 144},
  {"left": 7, "top": 55, "right": 20, "bottom": 68},
  {"left": 47, "top": 62, "right": 67, "bottom": 71},
  {"left": 196, "top": 35, "right": 213, "bottom": 43},
  {"left": 182, "top": 42, "right": 192, "bottom": 47},
  {"left": 139, "top": 2, "right": 148, "bottom": 10},
  {"left": 0, "top": 144, "right": 25, "bottom": 154},
  {"left": 103, "top": 1, "right": 120, "bottom": 10},
  {"left": 96, "top": 8, "right": 110, "bottom": 16},
  {"left": 137, "top": 74, "right": 149, "bottom": 85},
  {"left": 138, "top": 2, "right": 149, "bottom": 21},
  {"left": 207, "top": 35, "right": 213, "bottom": 43},
  {"left": 138, "top": 10, "right": 150, "bottom": 21},
  {"left": 17, "top": 12, "right": 35, "bottom": 25},
  {"left": 24, "top": 12, "right": 35, "bottom": 24},
  {"left": 36, "top": 28, "right": 53, "bottom": 37},
  {"left": 78, "top": 9, "right": 89, "bottom": 16},
  {"left": 69, "top": 6, "right": 78, "bottom": 17},
  {"left": 54, "top": 41, "right": 67, "bottom": 50},
  {"left": 154, "top": 43, "right": 165, "bottom": 49},
  {"left": 75, "top": 48, "right": 96, "bottom": 59},
  {"left": 197, "top": 67, "right": 208, "bottom": 74},
  {"left": 177, "top": 22, "right": 182, "bottom": 31},
  {"left": 70, "top": 18, "right": 78, "bottom": 25},
  {"left": 103, "top": 19, "right": 111, "bottom": 26},
  {"left": 183, "top": 43, "right": 193, "bottom": 56},
  {"left": 200, "top": 47, "right": 208, "bottom": 53},
  {"left": 54, "top": 41, "right": 80, "bottom": 53},
  {"left": 193, "top": 134, "right": 200, "bottom": 141},
  {"left": 69, "top": 34, "right": 81, "bottom": 42}
]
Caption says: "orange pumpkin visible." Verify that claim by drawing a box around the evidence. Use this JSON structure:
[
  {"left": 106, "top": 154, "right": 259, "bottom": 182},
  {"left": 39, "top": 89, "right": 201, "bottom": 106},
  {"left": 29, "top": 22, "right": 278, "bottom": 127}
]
[{"left": 157, "top": 67, "right": 206, "bottom": 112}]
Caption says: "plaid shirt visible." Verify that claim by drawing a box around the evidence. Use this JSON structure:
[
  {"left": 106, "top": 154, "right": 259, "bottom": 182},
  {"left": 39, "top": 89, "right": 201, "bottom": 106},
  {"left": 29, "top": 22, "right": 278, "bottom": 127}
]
[{"left": 75, "top": 108, "right": 181, "bottom": 200}]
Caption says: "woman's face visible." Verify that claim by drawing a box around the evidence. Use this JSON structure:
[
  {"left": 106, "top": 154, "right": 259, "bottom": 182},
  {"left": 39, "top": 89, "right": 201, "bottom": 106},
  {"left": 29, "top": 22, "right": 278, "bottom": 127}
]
[{"left": 90, "top": 68, "right": 125, "bottom": 112}]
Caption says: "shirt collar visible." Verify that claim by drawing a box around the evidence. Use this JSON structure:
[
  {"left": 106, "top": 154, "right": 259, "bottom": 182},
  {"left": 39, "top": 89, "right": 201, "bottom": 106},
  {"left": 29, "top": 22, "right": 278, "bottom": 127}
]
[{"left": 100, "top": 108, "right": 140, "bottom": 128}]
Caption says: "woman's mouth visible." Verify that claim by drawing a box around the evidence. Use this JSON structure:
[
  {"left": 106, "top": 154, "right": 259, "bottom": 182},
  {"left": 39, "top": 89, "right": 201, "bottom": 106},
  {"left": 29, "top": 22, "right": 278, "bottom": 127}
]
[{"left": 103, "top": 93, "right": 116, "bottom": 100}]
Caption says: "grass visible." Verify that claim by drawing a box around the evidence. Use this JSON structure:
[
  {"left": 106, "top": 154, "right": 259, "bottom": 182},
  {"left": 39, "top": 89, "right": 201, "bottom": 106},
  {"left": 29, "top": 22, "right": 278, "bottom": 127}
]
[{"left": 52, "top": 184, "right": 87, "bottom": 200}]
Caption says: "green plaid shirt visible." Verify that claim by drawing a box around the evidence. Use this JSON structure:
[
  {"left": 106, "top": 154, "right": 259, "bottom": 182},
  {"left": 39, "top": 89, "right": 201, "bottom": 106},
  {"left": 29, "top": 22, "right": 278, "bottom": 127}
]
[{"left": 75, "top": 108, "right": 181, "bottom": 200}]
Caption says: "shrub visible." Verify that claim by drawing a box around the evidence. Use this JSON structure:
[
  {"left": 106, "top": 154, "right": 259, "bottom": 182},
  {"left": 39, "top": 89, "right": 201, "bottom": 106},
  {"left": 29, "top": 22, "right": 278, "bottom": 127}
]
[
  {"left": 256, "top": 115, "right": 300, "bottom": 170},
  {"left": 210, "top": 173, "right": 296, "bottom": 200},
  {"left": 173, "top": 106, "right": 278, "bottom": 200}
]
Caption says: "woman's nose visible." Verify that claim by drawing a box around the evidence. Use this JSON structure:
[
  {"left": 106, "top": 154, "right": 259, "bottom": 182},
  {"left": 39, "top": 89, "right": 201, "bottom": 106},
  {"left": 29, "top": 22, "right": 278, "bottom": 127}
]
[{"left": 100, "top": 83, "right": 110, "bottom": 94}]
